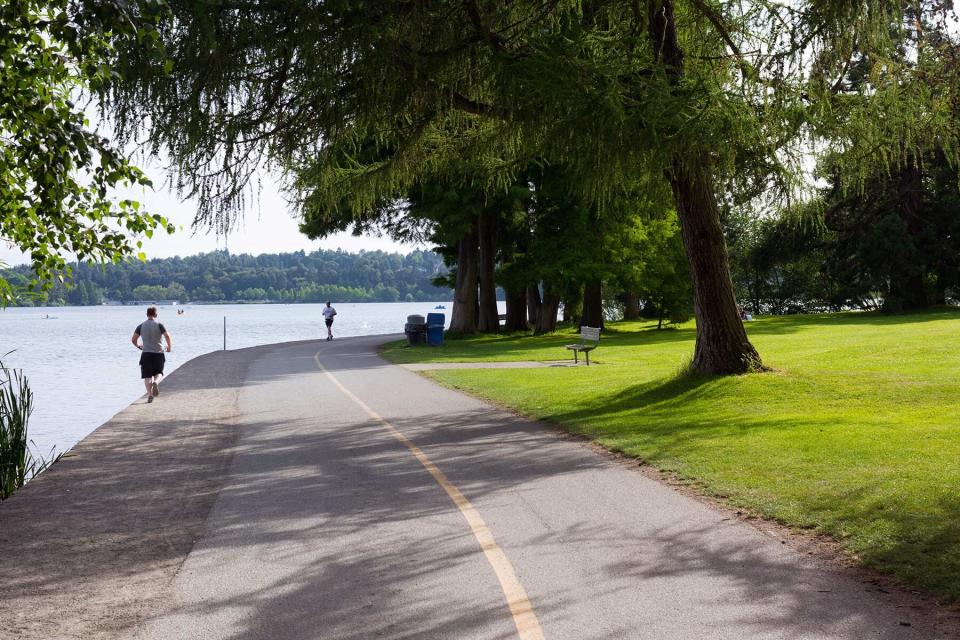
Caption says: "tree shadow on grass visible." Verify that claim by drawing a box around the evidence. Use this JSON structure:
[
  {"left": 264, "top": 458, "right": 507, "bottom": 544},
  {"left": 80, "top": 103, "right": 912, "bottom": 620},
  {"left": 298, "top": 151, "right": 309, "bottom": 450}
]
[
  {"left": 539, "top": 370, "right": 719, "bottom": 429},
  {"left": 743, "top": 307, "right": 960, "bottom": 334},
  {"left": 538, "top": 368, "right": 960, "bottom": 605},
  {"left": 397, "top": 308, "right": 960, "bottom": 363},
  {"left": 818, "top": 486, "right": 960, "bottom": 602},
  {"left": 385, "top": 332, "right": 577, "bottom": 362},
  {"left": 7, "top": 333, "right": 958, "bottom": 639},
  {"left": 600, "top": 308, "right": 960, "bottom": 347}
]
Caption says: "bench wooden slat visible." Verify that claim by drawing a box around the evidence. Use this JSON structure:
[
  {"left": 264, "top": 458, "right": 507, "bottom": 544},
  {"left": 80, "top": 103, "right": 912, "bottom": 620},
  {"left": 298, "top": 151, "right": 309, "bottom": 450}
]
[{"left": 580, "top": 327, "right": 601, "bottom": 341}]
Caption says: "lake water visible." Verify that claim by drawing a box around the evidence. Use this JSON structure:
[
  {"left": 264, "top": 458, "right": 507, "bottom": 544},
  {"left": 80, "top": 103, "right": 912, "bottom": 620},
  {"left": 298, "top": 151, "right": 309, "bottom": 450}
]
[{"left": 0, "top": 302, "right": 471, "bottom": 459}]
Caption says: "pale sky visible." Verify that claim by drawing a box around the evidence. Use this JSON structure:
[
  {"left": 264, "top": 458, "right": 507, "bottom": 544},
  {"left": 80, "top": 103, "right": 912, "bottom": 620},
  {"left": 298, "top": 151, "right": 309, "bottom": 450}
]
[{"left": 0, "top": 153, "right": 419, "bottom": 268}]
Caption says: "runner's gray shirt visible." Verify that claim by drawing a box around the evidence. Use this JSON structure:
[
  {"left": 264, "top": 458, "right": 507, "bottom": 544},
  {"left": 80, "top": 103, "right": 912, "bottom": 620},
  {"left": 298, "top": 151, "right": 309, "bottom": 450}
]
[{"left": 135, "top": 319, "right": 167, "bottom": 353}]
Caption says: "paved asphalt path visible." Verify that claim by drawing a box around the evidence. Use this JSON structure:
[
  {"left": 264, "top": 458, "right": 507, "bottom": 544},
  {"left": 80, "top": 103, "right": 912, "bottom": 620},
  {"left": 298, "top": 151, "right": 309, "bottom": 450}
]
[{"left": 122, "top": 335, "right": 952, "bottom": 640}]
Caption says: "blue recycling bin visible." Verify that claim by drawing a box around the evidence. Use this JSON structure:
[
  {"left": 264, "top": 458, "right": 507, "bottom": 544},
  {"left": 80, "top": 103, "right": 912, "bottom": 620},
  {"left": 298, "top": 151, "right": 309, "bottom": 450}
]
[{"left": 426, "top": 312, "right": 445, "bottom": 346}]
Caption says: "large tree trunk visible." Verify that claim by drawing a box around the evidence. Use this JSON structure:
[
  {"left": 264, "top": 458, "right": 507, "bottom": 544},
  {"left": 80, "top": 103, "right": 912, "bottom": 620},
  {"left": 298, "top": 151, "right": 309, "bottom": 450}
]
[
  {"left": 477, "top": 210, "right": 500, "bottom": 332},
  {"left": 934, "top": 272, "right": 948, "bottom": 306},
  {"left": 623, "top": 290, "right": 640, "bottom": 320},
  {"left": 581, "top": 281, "right": 604, "bottom": 329},
  {"left": 650, "top": 0, "right": 761, "bottom": 375},
  {"left": 562, "top": 283, "right": 582, "bottom": 324},
  {"left": 669, "top": 157, "right": 762, "bottom": 374},
  {"left": 889, "top": 275, "right": 928, "bottom": 311},
  {"left": 535, "top": 288, "right": 560, "bottom": 334},
  {"left": 888, "top": 158, "right": 928, "bottom": 310},
  {"left": 503, "top": 286, "right": 528, "bottom": 331},
  {"left": 527, "top": 284, "right": 541, "bottom": 326},
  {"left": 750, "top": 269, "right": 762, "bottom": 316},
  {"left": 449, "top": 225, "right": 479, "bottom": 334}
]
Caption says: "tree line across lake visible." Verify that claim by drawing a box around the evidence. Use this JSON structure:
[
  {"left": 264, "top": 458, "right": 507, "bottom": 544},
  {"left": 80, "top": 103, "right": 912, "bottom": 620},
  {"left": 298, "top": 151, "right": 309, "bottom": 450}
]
[
  {"left": 11, "top": 157, "right": 958, "bottom": 320},
  {"left": 2, "top": 249, "right": 452, "bottom": 306}
]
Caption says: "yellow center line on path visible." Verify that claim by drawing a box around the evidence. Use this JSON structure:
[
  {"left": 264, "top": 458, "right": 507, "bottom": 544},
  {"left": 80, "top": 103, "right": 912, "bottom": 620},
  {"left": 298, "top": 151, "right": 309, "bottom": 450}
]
[{"left": 314, "top": 352, "right": 546, "bottom": 640}]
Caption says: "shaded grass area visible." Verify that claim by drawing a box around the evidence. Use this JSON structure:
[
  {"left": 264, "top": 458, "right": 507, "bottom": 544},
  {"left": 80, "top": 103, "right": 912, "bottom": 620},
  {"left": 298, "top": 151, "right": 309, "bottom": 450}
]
[
  {"left": 382, "top": 320, "right": 692, "bottom": 365},
  {"left": 382, "top": 309, "right": 960, "bottom": 601}
]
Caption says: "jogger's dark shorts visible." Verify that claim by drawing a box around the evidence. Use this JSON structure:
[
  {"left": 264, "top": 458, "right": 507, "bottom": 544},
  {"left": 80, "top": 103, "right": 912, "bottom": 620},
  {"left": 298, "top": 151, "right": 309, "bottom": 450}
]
[
  {"left": 325, "top": 318, "right": 334, "bottom": 327},
  {"left": 140, "top": 352, "right": 165, "bottom": 379}
]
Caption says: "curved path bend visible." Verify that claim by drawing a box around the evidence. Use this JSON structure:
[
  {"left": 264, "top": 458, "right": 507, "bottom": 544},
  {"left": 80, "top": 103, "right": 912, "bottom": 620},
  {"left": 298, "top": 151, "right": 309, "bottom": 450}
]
[{"left": 1, "top": 336, "right": 954, "bottom": 639}]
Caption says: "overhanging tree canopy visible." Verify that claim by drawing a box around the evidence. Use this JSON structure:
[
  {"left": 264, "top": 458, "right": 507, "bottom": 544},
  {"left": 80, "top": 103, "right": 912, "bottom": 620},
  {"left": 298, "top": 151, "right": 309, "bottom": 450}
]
[{"left": 107, "top": 0, "right": 960, "bottom": 373}]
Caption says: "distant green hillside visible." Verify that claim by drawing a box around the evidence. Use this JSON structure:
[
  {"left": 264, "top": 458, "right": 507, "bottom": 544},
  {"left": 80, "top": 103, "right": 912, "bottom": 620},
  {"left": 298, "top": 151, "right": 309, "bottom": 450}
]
[{"left": 3, "top": 249, "right": 451, "bottom": 306}]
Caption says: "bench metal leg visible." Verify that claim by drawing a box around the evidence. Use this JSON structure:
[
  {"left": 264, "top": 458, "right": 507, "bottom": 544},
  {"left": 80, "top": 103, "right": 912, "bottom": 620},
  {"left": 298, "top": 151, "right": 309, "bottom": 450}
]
[
  {"left": 585, "top": 350, "right": 590, "bottom": 366},
  {"left": 573, "top": 350, "right": 578, "bottom": 364}
]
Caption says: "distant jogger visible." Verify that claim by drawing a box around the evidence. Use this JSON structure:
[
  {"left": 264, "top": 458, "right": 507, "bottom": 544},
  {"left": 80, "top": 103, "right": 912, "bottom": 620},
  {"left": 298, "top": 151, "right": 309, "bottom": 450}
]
[{"left": 322, "top": 301, "right": 337, "bottom": 341}]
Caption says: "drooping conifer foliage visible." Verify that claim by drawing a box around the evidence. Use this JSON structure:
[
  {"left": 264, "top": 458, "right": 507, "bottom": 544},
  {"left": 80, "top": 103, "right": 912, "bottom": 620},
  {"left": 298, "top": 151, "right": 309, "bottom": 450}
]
[{"left": 104, "top": 0, "right": 960, "bottom": 373}]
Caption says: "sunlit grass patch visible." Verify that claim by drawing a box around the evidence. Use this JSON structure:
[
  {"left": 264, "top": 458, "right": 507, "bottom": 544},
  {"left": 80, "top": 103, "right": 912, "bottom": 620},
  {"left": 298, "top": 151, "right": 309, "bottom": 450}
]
[{"left": 382, "top": 309, "right": 960, "bottom": 600}]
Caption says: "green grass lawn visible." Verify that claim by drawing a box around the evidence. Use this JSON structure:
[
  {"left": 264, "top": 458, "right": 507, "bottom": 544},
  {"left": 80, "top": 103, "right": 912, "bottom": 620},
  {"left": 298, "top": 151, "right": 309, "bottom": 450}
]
[{"left": 381, "top": 309, "right": 960, "bottom": 601}]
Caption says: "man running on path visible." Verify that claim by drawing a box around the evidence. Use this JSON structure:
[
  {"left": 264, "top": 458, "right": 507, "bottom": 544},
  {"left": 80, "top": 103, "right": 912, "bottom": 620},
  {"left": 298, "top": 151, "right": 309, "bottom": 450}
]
[
  {"left": 131, "top": 306, "right": 172, "bottom": 403},
  {"left": 322, "top": 300, "right": 337, "bottom": 341}
]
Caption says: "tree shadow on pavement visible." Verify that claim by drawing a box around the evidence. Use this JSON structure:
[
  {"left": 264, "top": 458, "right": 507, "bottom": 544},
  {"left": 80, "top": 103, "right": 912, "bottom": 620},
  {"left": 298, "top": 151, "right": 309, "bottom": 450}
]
[
  {"left": 519, "top": 519, "right": 957, "bottom": 639},
  {"left": 5, "top": 338, "right": 958, "bottom": 640}
]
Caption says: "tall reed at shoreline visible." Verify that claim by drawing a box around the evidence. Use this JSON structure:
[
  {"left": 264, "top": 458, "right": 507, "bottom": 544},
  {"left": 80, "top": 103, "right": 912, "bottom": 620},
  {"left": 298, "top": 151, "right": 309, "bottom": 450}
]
[{"left": 0, "top": 362, "right": 58, "bottom": 500}]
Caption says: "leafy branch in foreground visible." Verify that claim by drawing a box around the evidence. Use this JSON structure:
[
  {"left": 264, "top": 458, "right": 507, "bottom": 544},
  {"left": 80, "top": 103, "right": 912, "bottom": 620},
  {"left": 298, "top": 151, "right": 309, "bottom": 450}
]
[{"left": 0, "top": 0, "right": 173, "bottom": 306}]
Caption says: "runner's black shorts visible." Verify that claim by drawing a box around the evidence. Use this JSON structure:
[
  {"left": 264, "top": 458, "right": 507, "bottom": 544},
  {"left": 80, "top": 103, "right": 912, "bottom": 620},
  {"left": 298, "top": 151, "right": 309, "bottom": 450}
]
[
  {"left": 140, "top": 352, "right": 165, "bottom": 379},
  {"left": 325, "top": 318, "right": 334, "bottom": 327}
]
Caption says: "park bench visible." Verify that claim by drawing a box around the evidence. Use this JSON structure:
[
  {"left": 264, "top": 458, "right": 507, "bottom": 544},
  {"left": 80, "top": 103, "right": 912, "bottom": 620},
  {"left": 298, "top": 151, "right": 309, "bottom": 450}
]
[{"left": 566, "top": 326, "right": 601, "bottom": 365}]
